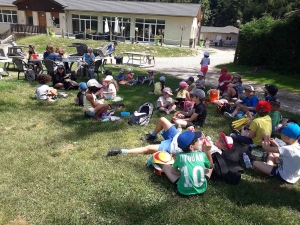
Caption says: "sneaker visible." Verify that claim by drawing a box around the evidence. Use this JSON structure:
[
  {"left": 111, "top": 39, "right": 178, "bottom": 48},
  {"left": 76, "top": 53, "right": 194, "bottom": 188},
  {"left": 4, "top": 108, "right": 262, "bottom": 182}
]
[
  {"left": 140, "top": 133, "right": 157, "bottom": 141},
  {"left": 107, "top": 148, "right": 122, "bottom": 156},
  {"left": 224, "top": 112, "right": 234, "bottom": 118}
]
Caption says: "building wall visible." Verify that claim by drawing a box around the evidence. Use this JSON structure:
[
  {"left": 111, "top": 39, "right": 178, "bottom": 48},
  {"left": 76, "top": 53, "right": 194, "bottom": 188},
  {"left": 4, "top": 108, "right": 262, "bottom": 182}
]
[
  {"left": 200, "top": 32, "right": 238, "bottom": 42},
  {"left": 0, "top": 6, "right": 18, "bottom": 33},
  {"left": 66, "top": 10, "right": 197, "bottom": 46}
]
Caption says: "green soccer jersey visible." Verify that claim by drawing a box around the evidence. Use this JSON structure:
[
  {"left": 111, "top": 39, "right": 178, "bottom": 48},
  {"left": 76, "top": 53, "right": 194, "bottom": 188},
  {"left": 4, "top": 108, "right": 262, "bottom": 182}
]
[
  {"left": 173, "top": 152, "right": 210, "bottom": 196},
  {"left": 269, "top": 110, "right": 281, "bottom": 130}
]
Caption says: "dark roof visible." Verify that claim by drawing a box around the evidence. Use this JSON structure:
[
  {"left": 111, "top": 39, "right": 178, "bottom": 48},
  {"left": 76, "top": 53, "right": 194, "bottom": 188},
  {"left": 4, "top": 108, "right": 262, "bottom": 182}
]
[
  {"left": 0, "top": 0, "right": 14, "bottom": 6},
  {"left": 53, "top": 0, "right": 67, "bottom": 7},
  {"left": 63, "top": 0, "right": 200, "bottom": 17},
  {"left": 201, "top": 26, "right": 239, "bottom": 34}
]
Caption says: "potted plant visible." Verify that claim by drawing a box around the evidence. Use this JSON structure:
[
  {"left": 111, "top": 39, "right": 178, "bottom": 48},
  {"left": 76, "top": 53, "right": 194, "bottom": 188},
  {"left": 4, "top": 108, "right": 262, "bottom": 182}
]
[
  {"left": 189, "top": 38, "right": 194, "bottom": 48},
  {"left": 48, "top": 26, "right": 55, "bottom": 37},
  {"left": 199, "top": 38, "right": 204, "bottom": 47},
  {"left": 155, "top": 35, "right": 162, "bottom": 45}
]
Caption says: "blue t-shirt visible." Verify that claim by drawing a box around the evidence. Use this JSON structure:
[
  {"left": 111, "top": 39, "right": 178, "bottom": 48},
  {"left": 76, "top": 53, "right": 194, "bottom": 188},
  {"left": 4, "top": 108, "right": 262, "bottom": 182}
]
[
  {"left": 242, "top": 95, "right": 259, "bottom": 113},
  {"left": 265, "top": 94, "right": 275, "bottom": 101},
  {"left": 117, "top": 74, "right": 125, "bottom": 81},
  {"left": 44, "top": 53, "right": 58, "bottom": 61},
  {"left": 84, "top": 53, "right": 95, "bottom": 64}
]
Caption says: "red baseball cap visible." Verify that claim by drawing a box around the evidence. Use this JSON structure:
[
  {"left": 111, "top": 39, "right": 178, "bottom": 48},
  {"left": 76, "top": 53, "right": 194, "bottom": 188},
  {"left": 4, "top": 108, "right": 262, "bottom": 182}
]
[
  {"left": 219, "top": 132, "right": 233, "bottom": 149},
  {"left": 255, "top": 100, "right": 271, "bottom": 113}
]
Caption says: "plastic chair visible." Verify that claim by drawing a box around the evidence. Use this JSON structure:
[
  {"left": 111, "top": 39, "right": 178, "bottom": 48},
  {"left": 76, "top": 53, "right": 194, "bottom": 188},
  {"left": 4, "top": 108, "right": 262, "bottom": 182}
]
[
  {"left": 14, "top": 58, "right": 28, "bottom": 80},
  {"left": 42, "top": 59, "right": 57, "bottom": 77}
]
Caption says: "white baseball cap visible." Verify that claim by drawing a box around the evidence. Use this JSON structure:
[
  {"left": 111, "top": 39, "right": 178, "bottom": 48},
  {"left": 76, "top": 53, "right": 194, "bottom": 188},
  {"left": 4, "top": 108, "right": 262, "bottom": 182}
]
[
  {"left": 104, "top": 75, "right": 114, "bottom": 81},
  {"left": 87, "top": 79, "right": 102, "bottom": 88}
]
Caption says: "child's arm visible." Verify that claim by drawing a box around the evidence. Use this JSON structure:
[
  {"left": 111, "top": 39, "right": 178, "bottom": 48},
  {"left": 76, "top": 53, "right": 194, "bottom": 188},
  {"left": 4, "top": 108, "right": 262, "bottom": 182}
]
[
  {"left": 171, "top": 167, "right": 180, "bottom": 175},
  {"left": 262, "top": 132, "right": 280, "bottom": 153},
  {"left": 202, "top": 140, "right": 213, "bottom": 169},
  {"left": 200, "top": 59, "right": 203, "bottom": 65},
  {"left": 86, "top": 93, "right": 99, "bottom": 108}
]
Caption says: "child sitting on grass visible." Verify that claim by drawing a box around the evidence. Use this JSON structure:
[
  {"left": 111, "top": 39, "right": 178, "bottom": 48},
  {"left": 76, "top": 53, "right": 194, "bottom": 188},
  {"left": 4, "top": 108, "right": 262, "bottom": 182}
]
[
  {"left": 116, "top": 69, "right": 126, "bottom": 84},
  {"left": 126, "top": 68, "right": 135, "bottom": 85},
  {"left": 160, "top": 131, "right": 213, "bottom": 196},
  {"left": 157, "top": 87, "right": 176, "bottom": 114},
  {"left": 142, "top": 70, "right": 154, "bottom": 85},
  {"left": 35, "top": 74, "right": 57, "bottom": 102},
  {"left": 268, "top": 97, "right": 282, "bottom": 132},
  {"left": 74, "top": 82, "right": 87, "bottom": 106},
  {"left": 263, "top": 84, "right": 278, "bottom": 101},
  {"left": 217, "top": 67, "right": 232, "bottom": 96},
  {"left": 173, "top": 89, "right": 207, "bottom": 129},
  {"left": 186, "top": 76, "right": 196, "bottom": 93},
  {"left": 196, "top": 72, "right": 205, "bottom": 89},
  {"left": 175, "top": 81, "right": 190, "bottom": 109},
  {"left": 226, "top": 74, "right": 243, "bottom": 100},
  {"left": 253, "top": 123, "right": 300, "bottom": 184},
  {"left": 230, "top": 100, "right": 272, "bottom": 147},
  {"left": 83, "top": 79, "right": 109, "bottom": 119},
  {"left": 102, "top": 75, "right": 119, "bottom": 100},
  {"left": 152, "top": 76, "right": 166, "bottom": 95}
]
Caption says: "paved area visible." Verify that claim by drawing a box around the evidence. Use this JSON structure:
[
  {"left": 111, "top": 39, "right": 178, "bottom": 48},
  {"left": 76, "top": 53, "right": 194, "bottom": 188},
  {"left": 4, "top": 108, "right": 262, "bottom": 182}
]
[{"left": 151, "top": 47, "right": 300, "bottom": 115}]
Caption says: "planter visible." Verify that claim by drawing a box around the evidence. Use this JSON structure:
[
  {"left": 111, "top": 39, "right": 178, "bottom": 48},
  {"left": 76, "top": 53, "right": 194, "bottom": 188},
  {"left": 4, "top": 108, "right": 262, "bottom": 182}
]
[
  {"left": 49, "top": 32, "right": 55, "bottom": 37},
  {"left": 199, "top": 40, "right": 204, "bottom": 47}
]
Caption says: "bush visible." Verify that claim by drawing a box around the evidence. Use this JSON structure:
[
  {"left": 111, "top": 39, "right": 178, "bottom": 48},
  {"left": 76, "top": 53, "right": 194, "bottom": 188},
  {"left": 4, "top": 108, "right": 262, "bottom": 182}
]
[{"left": 235, "top": 14, "right": 300, "bottom": 74}]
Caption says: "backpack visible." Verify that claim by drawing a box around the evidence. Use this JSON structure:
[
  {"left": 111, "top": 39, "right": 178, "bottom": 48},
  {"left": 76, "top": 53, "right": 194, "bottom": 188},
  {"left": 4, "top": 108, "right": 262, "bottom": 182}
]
[
  {"left": 128, "top": 102, "right": 154, "bottom": 126},
  {"left": 25, "top": 69, "right": 36, "bottom": 82},
  {"left": 211, "top": 142, "right": 253, "bottom": 185},
  {"left": 217, "top": 103, "right": 234, "bottom": 115}
]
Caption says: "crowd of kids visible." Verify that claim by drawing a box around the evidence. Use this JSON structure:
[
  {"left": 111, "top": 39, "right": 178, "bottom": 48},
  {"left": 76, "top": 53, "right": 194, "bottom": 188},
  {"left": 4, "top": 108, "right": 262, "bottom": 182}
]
[{"left": 32, "top": 47, "right": 300, "bottom": 196}]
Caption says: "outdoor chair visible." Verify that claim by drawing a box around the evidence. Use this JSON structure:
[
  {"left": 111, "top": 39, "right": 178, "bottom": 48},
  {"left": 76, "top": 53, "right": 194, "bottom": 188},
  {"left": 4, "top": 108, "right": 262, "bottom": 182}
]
[
  {"left": 93, "top": 59, "right": 103, "bottom": 80},
  {"left": 69, "top": 43, "right": 88, "bottom": 57},
  {"left": 14, "top": 58, "right": 27, "bottom": 80},
  {"left": 42, "top": 59, "right": 57, "bottom": 77}
]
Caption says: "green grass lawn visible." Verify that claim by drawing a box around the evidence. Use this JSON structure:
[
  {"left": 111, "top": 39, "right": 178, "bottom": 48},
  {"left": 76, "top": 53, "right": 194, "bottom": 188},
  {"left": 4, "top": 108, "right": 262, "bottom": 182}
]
[
  {"left": 0, "top": 64, "right": 300, "bottom": 224},
  {"left": 15, "top": 35, "right": 198, "bottom": 58}
]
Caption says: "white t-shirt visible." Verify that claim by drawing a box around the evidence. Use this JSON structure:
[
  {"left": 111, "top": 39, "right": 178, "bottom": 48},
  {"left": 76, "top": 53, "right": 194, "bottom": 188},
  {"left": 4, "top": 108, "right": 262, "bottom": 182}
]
[
  {"left": 157, "top": 96, "right": 166, "bottom": 108},
  {"left": 278, "top": 144, "right": 300, "bottom": 184},
  {"left": 35, "top": 84, "right": 51, "bottom": 100},
  {"left": 107, "top": 83, "right": 116, "bottom": 99},
  {"left": 201, "top": 57, "right": 210, "bottom": 67}
]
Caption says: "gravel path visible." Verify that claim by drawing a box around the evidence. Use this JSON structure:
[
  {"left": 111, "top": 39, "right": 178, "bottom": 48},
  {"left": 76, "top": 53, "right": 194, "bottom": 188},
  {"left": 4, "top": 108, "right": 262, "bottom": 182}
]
[{"left": 151, "top": 47, "right": 300, "bottom": 115}]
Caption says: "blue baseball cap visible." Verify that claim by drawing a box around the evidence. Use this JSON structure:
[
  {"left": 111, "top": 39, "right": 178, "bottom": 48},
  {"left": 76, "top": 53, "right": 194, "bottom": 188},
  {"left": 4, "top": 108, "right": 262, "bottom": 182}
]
[
  {"left": 177, "top": 131, "right": 202, "bottom": 149},
  {"left": 186, "top": 76, "right": 194, "bottom": 82},
  {"left": 281, "top": 123, "right": 300, "bottom": 140},
  {"left": 79, "top": 82, "right": 88, "bottom": 91}
]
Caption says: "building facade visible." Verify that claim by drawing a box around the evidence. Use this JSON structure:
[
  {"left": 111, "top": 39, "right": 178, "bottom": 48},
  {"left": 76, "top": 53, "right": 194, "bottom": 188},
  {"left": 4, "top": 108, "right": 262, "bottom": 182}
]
[{"left": 0, "top": 0, "right": 202, "bottom": 46}]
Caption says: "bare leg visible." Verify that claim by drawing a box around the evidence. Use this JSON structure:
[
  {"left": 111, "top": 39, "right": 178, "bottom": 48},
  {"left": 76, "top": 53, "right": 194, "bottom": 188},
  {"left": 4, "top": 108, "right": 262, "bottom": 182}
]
[
  {"left": 253, "top": 161, "right": 273, "bottom": 175},
  {"left": 54, "top": 83, "right": 64, "bottom": 89},
  {"left": 95, "top": 104, "right": 109, "bottom": 117},
  {"left": 267, "top": 153, "right": 279, "bottom": 165},
  {"left": 173, "top": 119, "right": 188, "bottom": 128},
  {"left": 162, "top": 164, "right": 180, "bottom": 183},
  {"left": 227, "top": 87, "right": 236, "bottom": 99},
  {"left": 153, "top": 117, "right": 173, "bottom": 134},
  {"left": 126, "top": 144, "right": 159, "bottom": 154}
]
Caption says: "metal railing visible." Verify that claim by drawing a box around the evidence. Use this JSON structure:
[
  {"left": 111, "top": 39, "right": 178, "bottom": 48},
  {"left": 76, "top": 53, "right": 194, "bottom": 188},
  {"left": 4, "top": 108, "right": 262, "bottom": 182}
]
[{"left": 10, "top": 24, "right": 47, "bottom": 34}]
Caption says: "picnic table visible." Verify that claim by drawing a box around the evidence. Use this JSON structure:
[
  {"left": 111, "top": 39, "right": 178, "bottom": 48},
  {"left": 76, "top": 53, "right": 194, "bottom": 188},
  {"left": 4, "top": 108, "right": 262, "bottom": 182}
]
[{"left": 123, "top": 52, "right": 155, "bottom": 66}]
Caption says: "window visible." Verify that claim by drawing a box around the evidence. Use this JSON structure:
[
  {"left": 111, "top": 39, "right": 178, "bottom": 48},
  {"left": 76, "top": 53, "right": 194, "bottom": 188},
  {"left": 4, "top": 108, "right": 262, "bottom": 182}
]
[
  {"left": 226, "top": 36, "right": 232, "bottom": 40},
  {"left": 103, "top": 16, "right": 131, "bottom": 37},
  {"left": 135, "top": 18, "right": 165, "bottom": 42},
  {"left": 72, "top": 14, "right": 98, "bottom": 33},
  {"left": 0, "top": 10, "right": 17, "bottom": 24}
]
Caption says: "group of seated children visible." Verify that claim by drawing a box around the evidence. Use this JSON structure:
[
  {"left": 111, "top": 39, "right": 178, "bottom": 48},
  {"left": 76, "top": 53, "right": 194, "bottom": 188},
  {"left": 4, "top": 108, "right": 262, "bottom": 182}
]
[{"left": 116, "top": 68, "right": 154, "bottom": 86}]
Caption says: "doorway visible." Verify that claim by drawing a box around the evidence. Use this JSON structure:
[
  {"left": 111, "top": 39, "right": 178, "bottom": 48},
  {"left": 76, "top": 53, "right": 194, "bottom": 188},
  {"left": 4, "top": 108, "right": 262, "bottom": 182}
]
[{"left": 38, "top": 12, "right": 46, "bottom": 27}]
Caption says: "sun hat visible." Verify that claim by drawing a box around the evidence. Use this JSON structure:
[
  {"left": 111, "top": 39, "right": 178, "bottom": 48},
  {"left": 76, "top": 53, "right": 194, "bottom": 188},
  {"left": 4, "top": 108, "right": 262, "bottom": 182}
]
[
  {"left": 177, "top": 131, "right": 202, "bottom": 149},
  {"left": 79, "top": 82, "right": 88, "bottom": 91},
  {"left": 152, "top": 151, "right": 174, "bottom": 170},
  {"left": 104, "top": 75, "right": 114, "bottom": 81},
  {"left": 190, "top": 89, "right": 205, "bottom": 99},
  {"left": 179, "top": 81, "right": 188, "bottom": 88},
  {"left": 281, "top": 123, "right": 300, "bottom": 140},
  {"left": 255, "top": 100, "right": 271, "bottom": 113},
  {"left": 269, "top": 97, "right": 280, "bottom": 106},
  {"left": 219, "top": 132, "right": 233, "bottom": 149},
  {"left": 186, "top": 76, "right": 194, "bottom": 82},
  {"left": 263, "top": 84, "right": 278, "bottom": 96},
  {"left": 127, "top": 68, "right": 132, "bottom": 73},
  {"left": 87, "top": 79, "right": 102, "bottom": 88},
  {"left": 197, "top": 71, "right": 204, "bottom": 77},
  {"left": 204, "top": 51, "right": 209, "bottom": 56},
  {"left": 163, "top": 87, "right": 173, "bottom": 95},
  {"left": 220, "top": 67, "right": 228, "bottom": 75},
  {"left": 244, "top": 85, "right": 255, "bottom": 92},
  {"left": 159, "top": 76, "right": 166, "bottom": 81}
]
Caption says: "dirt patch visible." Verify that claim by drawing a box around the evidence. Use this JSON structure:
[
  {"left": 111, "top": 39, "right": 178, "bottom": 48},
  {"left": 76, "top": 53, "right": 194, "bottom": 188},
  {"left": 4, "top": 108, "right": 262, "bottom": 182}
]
[{"left": 8, "top": 215, "right": 28, "bottom": 225}]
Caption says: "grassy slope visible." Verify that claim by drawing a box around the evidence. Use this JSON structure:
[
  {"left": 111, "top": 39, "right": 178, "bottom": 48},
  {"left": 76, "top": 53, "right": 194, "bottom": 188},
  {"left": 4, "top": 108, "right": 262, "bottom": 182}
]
[{"left": 0, "top": 36, "right": 299, "bottom": 224}]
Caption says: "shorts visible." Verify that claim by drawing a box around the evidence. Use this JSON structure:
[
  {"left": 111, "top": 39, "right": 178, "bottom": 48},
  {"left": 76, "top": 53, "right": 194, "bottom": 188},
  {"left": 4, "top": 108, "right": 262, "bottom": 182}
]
[
  {"left": 158, "top": 125, "right": 178, "bottom": 153},
  {"left": 85, "top": 109, "right": 95, "bottom": 117},
  {"left": 201, "top": 66, "right": 208, "bottom": 73},
  {"left": 270, "top": 166, "right": 289, "bottom": 183}
]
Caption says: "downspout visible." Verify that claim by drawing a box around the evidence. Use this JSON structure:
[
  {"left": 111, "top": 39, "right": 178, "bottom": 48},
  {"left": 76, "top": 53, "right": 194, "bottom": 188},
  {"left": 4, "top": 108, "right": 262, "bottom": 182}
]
[{"left": 64, "top": 10, "right": 68, "bottom": 38}]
